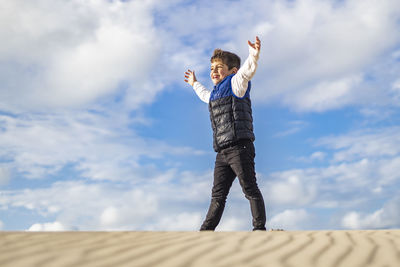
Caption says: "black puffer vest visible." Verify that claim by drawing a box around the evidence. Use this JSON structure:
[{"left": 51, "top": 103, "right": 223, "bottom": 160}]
[{"left": 209, "top": 74, "right": 255, "bottom": 152}]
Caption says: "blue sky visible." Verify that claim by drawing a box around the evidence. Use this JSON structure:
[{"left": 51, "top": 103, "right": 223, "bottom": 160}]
[{"left": 1, "top": 0, "right": 400, "bottom": 231}]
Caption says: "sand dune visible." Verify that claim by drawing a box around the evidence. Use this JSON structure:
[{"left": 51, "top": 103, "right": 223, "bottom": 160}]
[{"left": 0, "top": 230, "right": 399, "bottom": 267}]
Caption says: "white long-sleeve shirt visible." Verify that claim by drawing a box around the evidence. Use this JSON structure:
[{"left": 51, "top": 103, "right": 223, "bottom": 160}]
[{"left": 192, "top": 45, "right": 259, "bottom": 103}]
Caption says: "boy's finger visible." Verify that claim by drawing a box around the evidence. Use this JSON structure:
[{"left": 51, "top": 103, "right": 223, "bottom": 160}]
[{"left": 248, "top": 40, "right": 255, "bottom": 48}]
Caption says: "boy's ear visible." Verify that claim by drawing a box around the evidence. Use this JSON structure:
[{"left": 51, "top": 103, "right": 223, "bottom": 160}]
[{"left": 231, "top": 67, "right": 238, "bottom": 74}]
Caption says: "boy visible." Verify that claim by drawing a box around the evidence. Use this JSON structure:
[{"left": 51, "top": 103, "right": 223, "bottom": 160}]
[{"left": 184, "top": 36, "right": 266, "bottom": 231}]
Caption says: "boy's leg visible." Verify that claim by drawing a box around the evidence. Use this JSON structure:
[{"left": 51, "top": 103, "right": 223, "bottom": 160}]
[
  {"left": 200, "top": 152, "right": 236, "bottom": 231},
  {"left": 227, "top": 141, "right": 267, "bottom": 231}
]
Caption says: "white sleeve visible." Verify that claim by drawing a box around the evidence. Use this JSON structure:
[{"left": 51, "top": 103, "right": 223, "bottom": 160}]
[
  {"left": 193, "top": 81, "right": 211, "bottom": 103},
  {"left": 231, "top": 45, "right": 259, "bottom": 98}
]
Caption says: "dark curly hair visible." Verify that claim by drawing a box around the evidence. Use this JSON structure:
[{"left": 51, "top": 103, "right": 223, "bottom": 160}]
[{"left": 210, "top": 49, "right": 241, "bottom": 70}]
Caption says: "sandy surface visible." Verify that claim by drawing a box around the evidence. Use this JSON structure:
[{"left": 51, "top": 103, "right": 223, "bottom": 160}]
[{"left": 1, "top": 230, "right": 400, "bottom": 267}]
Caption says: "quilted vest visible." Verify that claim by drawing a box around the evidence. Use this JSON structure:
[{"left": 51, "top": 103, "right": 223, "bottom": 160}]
[{"left": 208, "top": 74, "right": 255, "bottom": 152}]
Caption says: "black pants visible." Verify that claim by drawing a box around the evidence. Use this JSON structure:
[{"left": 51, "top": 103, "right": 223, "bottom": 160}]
[{"left": 200, "top": 140, "right": 266, "bottom": 231}]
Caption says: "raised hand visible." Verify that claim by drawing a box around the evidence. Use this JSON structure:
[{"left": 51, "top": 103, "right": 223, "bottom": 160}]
[
  {"left": 247, "top": 36, "right": 261, "bottom": 58},
  {"left": 184, "top": 69, "right": 197, "bottom": 86}
]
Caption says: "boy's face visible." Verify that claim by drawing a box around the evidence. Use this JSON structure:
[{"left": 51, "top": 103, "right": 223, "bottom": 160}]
[{"left": 210, "top": 59, "right": 237, "bottom": 85}]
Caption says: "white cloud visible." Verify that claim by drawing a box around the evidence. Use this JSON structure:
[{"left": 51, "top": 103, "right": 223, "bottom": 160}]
[
  {"left": 0, "top": 165, "right": 10, "bottom": 185},
  {"left": 390, "top": 79, "right": 400, "bottom": 101},
  {"left": 265, "top": 155, "right": 400, "bottom": 213},
  {"left": 100, "top": 207, "right": 120, "bottom": 228},
  {"left": 2, "top": 180, "right": 158, "bottom": 230},
  {"left": 341, "top": 197, "right": 400, "bottom": 229},
  {"left": 0, "top": 167, "right": 213, "bottom": 231},
  {"left": 1, "top": 0, "right": 399, "bottom": 114},
  {"left": 28, "top": 221, "right": 70, "bottom": 231},
  {"left": 0, "top": 0, "right": 162, "bottom": 112},
  {"left": 268, "top": 209, "right": 309, "bottom": 230},
  {"left": 377, "top": 157, "right": 400, "bottom": 185},
  {"left": 149, "top": 212, "right": 203, "bottom": 231},
  {"left": 296, "top": 151, "right": 326, "bottom": 163},
  {"left": 263, "top": 125, "right": 400, "bottom": 229},
  {"left": 0, "top": 112, "right": 204, "bottom": 180},
  {"left": 245, "top": 0, "right": 400, "bottom": 111},
  {"left": 359, "top": 107, "right": 395, "bottom": 122},
  {"left": 265, "top": 173, "right": 317, "bottom": 206},
  {"left": 218, "top": 216, "right": 248, "bottom": 231},
  {"left": 0, "top": 219, "right": 3, "bottom": 230},
  {"left": 317, "top": 127, "right": 400, "bottom": 162},
  {"left": 310, "top": 151, "right": 326, "bottom": 161},
  {"left": 283, "top": 75, "right": 362, "bottom": 112},
  {"left": 274, "top": 120, "right": 308, "bottom": 137}
]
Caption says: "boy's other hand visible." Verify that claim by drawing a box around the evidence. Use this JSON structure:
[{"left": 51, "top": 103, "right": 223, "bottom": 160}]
[
  {"left": 248, "top": 36, "right": 261, "bottom": 59},
  {"left": 184, "top": 69, "right": 197, "bottom": 86}
]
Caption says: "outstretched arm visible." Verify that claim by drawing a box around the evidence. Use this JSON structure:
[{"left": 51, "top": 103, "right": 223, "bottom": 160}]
[
  {"left": 184, "top": 69, "right": 210, "bottom": 103},
  {"left": 231, "top": 36, "right": 261, "bottom": 98}
]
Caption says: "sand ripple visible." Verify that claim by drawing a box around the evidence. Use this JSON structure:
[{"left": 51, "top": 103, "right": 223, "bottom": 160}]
[{"left": 0, "top": 230, "right": 399, "bottom": 267}]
